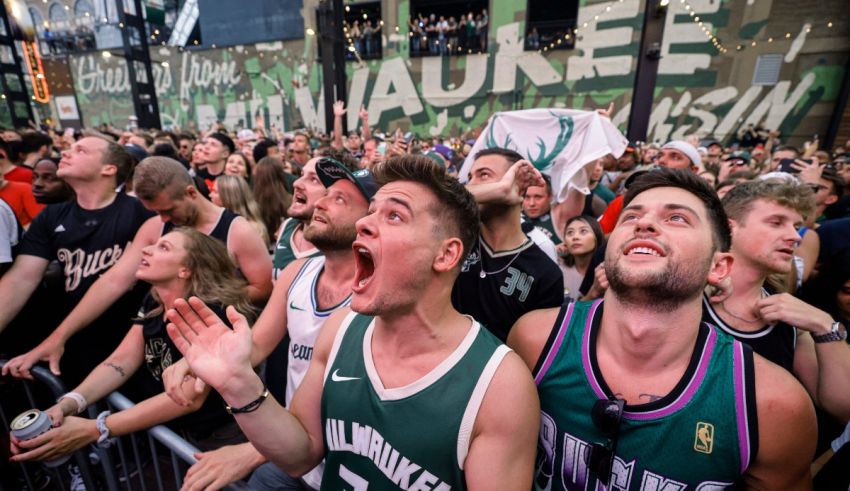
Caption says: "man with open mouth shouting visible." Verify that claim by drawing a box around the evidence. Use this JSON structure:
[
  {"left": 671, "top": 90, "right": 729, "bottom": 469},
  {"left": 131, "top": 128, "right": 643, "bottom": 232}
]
[
  {"left": 166, "top": 155, "right": 539, "bottom": 490},
  {"left": 162, "top": 155, "right": 373, "bottom": 491}
]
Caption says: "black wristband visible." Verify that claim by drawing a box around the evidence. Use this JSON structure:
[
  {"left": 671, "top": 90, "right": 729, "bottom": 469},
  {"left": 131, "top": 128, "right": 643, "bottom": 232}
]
[{"left": 225, "top": 384, "right": 270, "bottom": 414}]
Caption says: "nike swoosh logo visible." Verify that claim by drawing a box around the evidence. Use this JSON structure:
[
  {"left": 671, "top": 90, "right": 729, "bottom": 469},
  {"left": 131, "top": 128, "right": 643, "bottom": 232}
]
[
  {"left": 277, "top": 243, "right": 288, "bottom": 250},
  {"left": 331, "top": 369, "right": 360, "bottom": 382},
  {"left": 289, "top": 301, "right": 305, "bottom": 311}
]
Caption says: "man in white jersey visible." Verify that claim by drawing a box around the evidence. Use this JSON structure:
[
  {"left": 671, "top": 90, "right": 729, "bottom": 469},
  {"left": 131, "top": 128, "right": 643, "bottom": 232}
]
[
  {"left": 272, "top": 149, "right": 360, "bottom": 281},
  {"left": 164, "top": 157, "right": 376, "bottom": 490}
]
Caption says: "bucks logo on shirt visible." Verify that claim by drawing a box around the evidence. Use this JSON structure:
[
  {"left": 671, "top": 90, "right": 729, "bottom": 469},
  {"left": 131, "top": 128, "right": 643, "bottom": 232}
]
[{"left": 320, "top": 312, "right": 510, "bottom": 491}]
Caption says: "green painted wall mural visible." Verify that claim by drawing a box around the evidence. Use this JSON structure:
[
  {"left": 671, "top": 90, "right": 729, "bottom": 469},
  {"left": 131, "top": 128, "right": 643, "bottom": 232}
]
[{"left": 59, "top": 0, "right": 847, "bottom": 146}]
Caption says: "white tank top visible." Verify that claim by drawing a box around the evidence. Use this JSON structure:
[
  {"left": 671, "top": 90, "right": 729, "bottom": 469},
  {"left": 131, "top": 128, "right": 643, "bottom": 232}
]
[
  {"left": 286, "top": 256, "right": 353, "bottom": 405},
  {"left": 286, "top": 256, "right": 352, "bottom": 489}
]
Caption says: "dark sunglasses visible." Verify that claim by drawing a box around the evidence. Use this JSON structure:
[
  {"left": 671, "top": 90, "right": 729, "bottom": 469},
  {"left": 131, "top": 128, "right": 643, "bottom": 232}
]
[{"left": 584, "top": 398, "right": 625, "bottom": 485}]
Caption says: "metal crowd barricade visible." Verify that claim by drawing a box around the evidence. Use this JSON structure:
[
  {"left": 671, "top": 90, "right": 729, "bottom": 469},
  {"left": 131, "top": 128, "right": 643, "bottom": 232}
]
[
  {"left": 1, "top": 361, "right": 251, "bottom": 490},
  {"left": 0, "top": 360, "right": 104, "bottom": 490}
]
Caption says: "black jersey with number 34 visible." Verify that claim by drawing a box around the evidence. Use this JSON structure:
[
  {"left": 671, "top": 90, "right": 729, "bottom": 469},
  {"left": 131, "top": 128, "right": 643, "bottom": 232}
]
[{"left": 452, "top": 238, "right": 563, "bottom": 342}]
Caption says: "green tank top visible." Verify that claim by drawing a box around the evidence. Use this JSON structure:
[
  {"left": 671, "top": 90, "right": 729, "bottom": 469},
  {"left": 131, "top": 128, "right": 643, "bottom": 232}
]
[
  {"left": 272, "top": 218, "right": 320, "bottom": 280},
  {"left": 320, "top": 312, "right": 509, "bottom": 491},
  {"left": 533, "top": 300, "right": 758, "bottom": 490},
  {"left": 525, "top": 212, "right": 562, "bottom": 245}
]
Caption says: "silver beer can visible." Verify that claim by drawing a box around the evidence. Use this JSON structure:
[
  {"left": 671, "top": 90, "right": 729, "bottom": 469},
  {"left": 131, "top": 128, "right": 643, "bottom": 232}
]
[{"left": 10, "top": 409, "right": 72, "bottom": 467}]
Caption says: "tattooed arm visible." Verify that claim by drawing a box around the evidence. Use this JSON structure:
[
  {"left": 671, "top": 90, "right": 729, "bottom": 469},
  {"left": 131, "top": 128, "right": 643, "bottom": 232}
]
[
  {"left": 51, "top": 324, "right": 147, "bottom": 419},
  {"left": 11, "top": 324, "right": 212, "bottom": 464}
]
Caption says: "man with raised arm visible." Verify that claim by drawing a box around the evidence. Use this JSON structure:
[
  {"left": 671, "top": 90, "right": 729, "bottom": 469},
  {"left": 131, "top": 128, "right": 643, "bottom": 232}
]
[
  {"left": 167, "top": 155, "right": 539, "bottom": 490},
  {"left": 4, "top": 156, "right": 271, "bottom": 379},
  {"left": 455, "top": 148, "right": 563, "bottom": 341},
  {"left": 510, "top": 169, "right": 816, "bottom": 489},
  {"left": 706, "top": 179, "right": 850, "bottom": 422},
  {"left": 170, "top": 155, "right": 372, "bottom": 491}
]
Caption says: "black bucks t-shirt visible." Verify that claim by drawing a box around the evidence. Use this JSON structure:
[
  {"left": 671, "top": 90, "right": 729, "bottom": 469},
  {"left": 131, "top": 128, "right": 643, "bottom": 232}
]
[
  {"left": 137, "top": 295, "right": 234, "bottom": 437},
  {"left": 19, "top": 193, "right": 155, "bottom": 384},
  {"left": 452, "top": 237, "right": 564, "bottom": 341}
]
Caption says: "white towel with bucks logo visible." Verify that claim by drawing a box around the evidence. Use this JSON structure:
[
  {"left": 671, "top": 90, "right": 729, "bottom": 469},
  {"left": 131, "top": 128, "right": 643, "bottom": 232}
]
[{"left": 459, "top": 108, "right": 628, "bottom": 203}]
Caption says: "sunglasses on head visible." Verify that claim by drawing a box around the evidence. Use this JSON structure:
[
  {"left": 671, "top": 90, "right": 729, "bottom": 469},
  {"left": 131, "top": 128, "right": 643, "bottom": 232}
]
[{"left": 584, "top": 398, "right": 625, "bottom": 485}]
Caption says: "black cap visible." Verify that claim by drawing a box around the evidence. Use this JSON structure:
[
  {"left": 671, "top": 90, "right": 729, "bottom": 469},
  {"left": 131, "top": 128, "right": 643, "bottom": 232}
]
[
  {"left": 316, "top": 158, "right": 378, "bottom": 201},
  {"left": 207, "top": 132, "right": 235, "bottom": 154},
  {"left": 124, "top": 143, "right": 149, "bottom": 162}
]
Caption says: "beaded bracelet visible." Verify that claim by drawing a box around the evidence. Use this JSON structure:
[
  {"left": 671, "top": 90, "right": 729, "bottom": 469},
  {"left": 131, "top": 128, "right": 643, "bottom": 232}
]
[{"left": 225, "top": 384, "right": 270, "bottom": 414}]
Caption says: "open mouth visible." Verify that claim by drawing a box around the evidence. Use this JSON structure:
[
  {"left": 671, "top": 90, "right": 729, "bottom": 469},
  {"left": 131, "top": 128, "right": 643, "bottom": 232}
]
[
  {"left": 139, "top": 259, "right": 150, "bottom": 267},
  {"left": 352, "top": 243, "right": 375, "bottom": 292},
  {"left": 624, "top": 242, "right": 665, "bottom": 257},
  {"left": 293, "top": 192, "right": 308, "bottom": 205}
]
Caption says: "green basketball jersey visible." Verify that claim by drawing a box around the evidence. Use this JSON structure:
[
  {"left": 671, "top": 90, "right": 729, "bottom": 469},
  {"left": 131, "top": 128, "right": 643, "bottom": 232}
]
[
  {"left": 533, "top": 300, "right": 758, "bottom": 490},
  {"left": 320, "top": 312, "right": 510, "bottom": 491},
  {"left": 272, "top": 218, "right": 321, "bottom": 280},
  {"left": 524, "top": 212, "right": 562, "bottom": 245}
]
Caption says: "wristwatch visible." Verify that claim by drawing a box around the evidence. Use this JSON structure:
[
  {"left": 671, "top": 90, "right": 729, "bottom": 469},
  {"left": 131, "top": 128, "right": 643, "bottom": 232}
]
[{"left": 812, "top": 321, "right": 847, "bottom": 344}]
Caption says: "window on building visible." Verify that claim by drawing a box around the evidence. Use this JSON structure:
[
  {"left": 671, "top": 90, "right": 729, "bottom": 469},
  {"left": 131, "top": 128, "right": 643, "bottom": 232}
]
[
  {"left": 28, "top": 7, "right": 45, "bottom": 35},
  {"left": 48, "top": 2, "right": 71, "bottom": 31},
  {"left": 524, "top": 0, "right": 579, "bottom": 52},
  {"left": 752, "top": 54, "right": 783, "bottom": 86},
  {"left": 316, "top": 2, "right": 383, "bottom": 62},
  {"left": 409, "top": 0, "right": 489, "bottom": 57},
  {"left": 74, "top": 0, "right": 95, "bottom": 28},
  {"left": 343, "top": 2, "right": 382, "bottom": 61}
]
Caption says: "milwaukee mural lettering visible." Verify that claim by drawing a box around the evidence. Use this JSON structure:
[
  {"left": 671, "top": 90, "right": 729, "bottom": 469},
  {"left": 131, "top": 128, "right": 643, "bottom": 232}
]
[{"left": 61, "top": 0, "right": 843, "bottom": 144}]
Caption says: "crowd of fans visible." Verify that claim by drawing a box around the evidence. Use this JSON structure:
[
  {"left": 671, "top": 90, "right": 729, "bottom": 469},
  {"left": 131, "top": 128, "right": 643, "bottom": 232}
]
[
  {"left": 409, "top": 9, "right": 489, "bottom": 56},
  {"left": 0, "top": 100, "right": 848, "bottom": 490},
  {"left": 41, "top": 26, "right": 97, "bottom": 55},
  {"left": 343, "top": 19, "right": 382, "bottom": 60}
]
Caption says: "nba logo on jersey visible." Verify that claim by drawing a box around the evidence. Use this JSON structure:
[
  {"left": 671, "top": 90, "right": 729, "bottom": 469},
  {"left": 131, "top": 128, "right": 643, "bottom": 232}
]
[{"left": 694, "top": 422, "right": 714, "bottom": 454}]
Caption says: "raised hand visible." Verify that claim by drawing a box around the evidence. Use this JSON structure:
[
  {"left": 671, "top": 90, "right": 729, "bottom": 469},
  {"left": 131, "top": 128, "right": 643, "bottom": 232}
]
[
  {"left": 756, "top": 293, "right": 834, "bottom": 335},
  {"left": 504, "top": 159, "right": 544, "bottom": 204},
  {"left": 583, "top": 263, "right": 609, "bottom": 300},
  {"left": 165, "top": 297, "right": 253, "bottom": 394},
  {"left": 333, "top": 100, "right": 347, "bottom": 118},
  {"left": 596, "top": 102, "right": 615, "bottom": 119},
  {"left": 791, "top": 158, "right": 825, "bottom": 186}
]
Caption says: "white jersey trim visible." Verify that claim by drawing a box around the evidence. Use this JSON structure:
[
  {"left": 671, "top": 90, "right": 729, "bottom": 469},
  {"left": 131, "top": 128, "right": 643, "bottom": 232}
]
[
  {"left": 457, "top": 344, "right": 511, "bottom": 470},
  {"left": 480, "top": 237, "right": 534, "bottom": 258},
  {"left": 363, "top": 317, "right": 480, "bottom": 401},
  {"left": 322, "top": 310, "right": 359, "bottom": 387}
]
